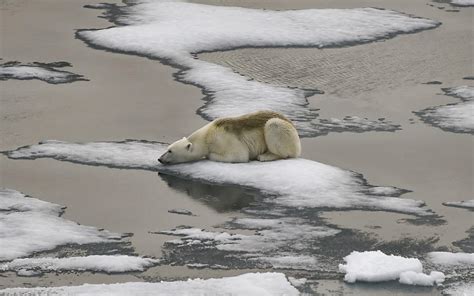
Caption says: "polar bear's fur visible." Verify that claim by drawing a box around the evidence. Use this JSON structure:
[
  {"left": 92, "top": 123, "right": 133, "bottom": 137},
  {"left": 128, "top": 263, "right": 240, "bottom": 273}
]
[{"left": 158, "top": 110, "right": 301, "bottom": 164}]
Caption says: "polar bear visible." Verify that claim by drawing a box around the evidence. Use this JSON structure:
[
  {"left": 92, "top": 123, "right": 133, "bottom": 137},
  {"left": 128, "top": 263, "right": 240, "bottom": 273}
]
[{"left": 158, "top": 110, "right": 301, "bottom": 164}]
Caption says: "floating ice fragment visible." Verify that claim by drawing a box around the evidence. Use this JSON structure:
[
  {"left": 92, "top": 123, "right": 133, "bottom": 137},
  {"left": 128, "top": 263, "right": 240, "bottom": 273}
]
[
  {"left": 428, "top": 252, "right": 474, "bottom": 266},
  {"left": 0, "top": 61, "right": 87, "bottom": 84},
  {"left": 338, "top": 250, "right": 423, "bottom": 283},
  {"left": 398, "top": 270, "right": 445, "bottom": 286},
  {"left": 0, "top": 272, "right": 299, "bottom": 296},
  {"left": 0, "top": 188, "right": 123, "bottom": 261},
  {"left": 0, "top": 255, "right": 159, "bottom": 275},
  {"left": 415, "top": 86, "right": 474, "bottom": 134},
  {"left": 443, "top": 200, "right": 474, "bottom": 210}
]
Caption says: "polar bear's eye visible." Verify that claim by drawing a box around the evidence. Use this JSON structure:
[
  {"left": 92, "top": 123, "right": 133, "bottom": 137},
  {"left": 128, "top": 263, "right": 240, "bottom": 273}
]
[{"left": 168, "top": 150, "right": 172, "bottom": 153}]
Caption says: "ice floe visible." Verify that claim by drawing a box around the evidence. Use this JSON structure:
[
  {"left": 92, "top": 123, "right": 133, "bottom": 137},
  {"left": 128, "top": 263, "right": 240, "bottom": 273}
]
[
  {"left": 4, "top": 140, "right": 431, "bottom": 215},
  {"left": 0, "top": 272, "right": 299, "bottom": 296},
  {"left": 340, "top": 251, "right": 445, "bottom": 286},
  {"left": 78, "top": 0, "right": 439, "bottom": 137},
  {"left": 398, "top": 270, "right": 445, "bottom": 286},
  {"left": 0, "top": 255, "right": 159, "bottom": 275},
  {"left": 168, "top": 208, "right": 194, "bottom": 216},
  {"left": 449, "top": 0, "right": 474, "bottom": 7},
  {"left": 0, "top": 61, "right": 87, "bottom": 84},
  {"left": 427, "top": 252, "right": 474, "bottom": 266},
  {"left": 0, "top": 188, "right": 123, "bottom": 261},
  {"left": 415, "top": 86, "right": 474, "bottom": 134},
  {"left": 339, "top": 250, "right": 423, "bottom": 283},
  {"left": 443, "top": 200, "right": 474, "bottom": 210}
]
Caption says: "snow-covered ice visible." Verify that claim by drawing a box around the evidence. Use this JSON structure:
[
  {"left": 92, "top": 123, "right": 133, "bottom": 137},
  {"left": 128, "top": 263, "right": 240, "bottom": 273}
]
[
  {"left": 398, "top": 270, "right": 445, "bottom": 286},
  {"left": 339, "top": 250, "right": 423, "bottom": 283},
  {"left": 444, "top": 282, "right": 474, "bottom": 296},
  {"left": 415, "top": 86, "right": 474, "bottom": 134},
  {"left": 450, "top": 0, "right": 474, "bottom": 7},
  {"left": 78, "top": 0, "right": 439, "bottom": 137},
  {"left": 4, "top": 140, "right": 431, "bottom": 215},
  {"left": 427, "top": 252, "right": 474, "bottom": 266},
  {"left": 0, "top": 61, "right": 87, "bottom": 84},
  {"left": 168, "top": 209, "right": 194, "bottom": 216},
  {"left": 0, "top": 272, "right": 299, "bottom": 296},
  {"left": 0, "top": 255, "right": 159, "bottom": 275},
  {"left": 0, "top": 188, "right": 122, "bottom": 261},
  {"left": 443, "top": 200, "right": 474, "bottom": 210}
]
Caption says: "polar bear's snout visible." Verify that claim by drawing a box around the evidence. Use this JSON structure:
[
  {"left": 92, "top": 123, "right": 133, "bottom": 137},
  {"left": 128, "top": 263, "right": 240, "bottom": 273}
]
[{"left": 158, "top": 152, "right": 170, "bottom": 165}]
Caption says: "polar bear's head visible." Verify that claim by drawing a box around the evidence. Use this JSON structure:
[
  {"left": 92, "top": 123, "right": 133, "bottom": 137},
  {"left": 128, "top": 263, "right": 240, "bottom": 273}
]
[{"left": 158, "top": 137, "right": 198, "bottom": 165}]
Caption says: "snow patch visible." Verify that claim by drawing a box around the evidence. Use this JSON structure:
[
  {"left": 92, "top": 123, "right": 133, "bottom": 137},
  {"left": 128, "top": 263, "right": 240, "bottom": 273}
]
[
  {"left": 78, "top": 0, "right": 438, "bottom": 137},
  {"left": 0, "top": 255, "right": 159, "bottom": 275},
  {"left": 0, "top": 272, "right": 299, "bottom": 296},
  {"left": 0, "top": 188, "right": 122, "bottom": 261}
]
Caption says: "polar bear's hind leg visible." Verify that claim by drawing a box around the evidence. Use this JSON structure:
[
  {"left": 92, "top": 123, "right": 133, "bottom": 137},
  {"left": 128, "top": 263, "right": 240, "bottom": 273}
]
[{"left": 259, "top": 118, "right": 301, "bottom": 161}]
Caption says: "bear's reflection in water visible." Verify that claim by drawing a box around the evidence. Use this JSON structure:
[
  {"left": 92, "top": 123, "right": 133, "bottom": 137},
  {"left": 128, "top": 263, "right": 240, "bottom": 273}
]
[{"left": 158, "top": 173, "right": 258, "bottom": 212}]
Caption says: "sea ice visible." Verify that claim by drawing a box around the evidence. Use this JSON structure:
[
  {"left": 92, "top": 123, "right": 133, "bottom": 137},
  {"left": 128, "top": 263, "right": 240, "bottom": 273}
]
[
  {"left": 443, "top": 282, "right": 474, "bottom": 296},
  {"left": 450, "top": 0, "right": 474, "bottom": 7},
  {"left": 4, "top": 140, "right": 431, "bottom": 215},
  {"left": 0, "top": 255, "right": 159, "bottom": 275},
  {"left": 0, "top": 272, "right": 299, "bottom": 296},
  {"left": 0, "top": 61, "right": 87, "bottom": 84},
  {"left": 78, "top": 0, "right": 439, "bottom": 137},
  {"left": 443, "top": 200, "right": 474, "bottom": 210},
  {"left": 339, "top": 250, "right": 423, "bottom": 283},
  {"left": 398, "top": 270, "right": 445, "bottom": 286},
  {"left": 0, "top": 188, "right": 122, "bottom": 261},
  {"left": 427, "top": 252, "right": 474, "bottom": 266},
  {"left": 415, "top": 86, "right": 474, "bottom": 134}
]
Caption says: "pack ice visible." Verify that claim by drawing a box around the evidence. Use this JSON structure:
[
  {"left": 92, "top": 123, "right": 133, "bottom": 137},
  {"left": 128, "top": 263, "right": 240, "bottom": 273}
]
[{"left": 78, "top": 0, "right": 439, "bottom": 137}]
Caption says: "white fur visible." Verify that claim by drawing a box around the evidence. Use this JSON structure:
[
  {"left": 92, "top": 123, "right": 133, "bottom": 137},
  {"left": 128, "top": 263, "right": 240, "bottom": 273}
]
[{"left": 159, "top": 111, "right": 301, "bottom": 164}]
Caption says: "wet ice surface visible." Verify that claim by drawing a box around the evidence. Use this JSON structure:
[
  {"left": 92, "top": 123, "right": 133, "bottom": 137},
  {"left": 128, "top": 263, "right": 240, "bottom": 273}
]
[
  {"left": 0, "top": 255, "right": 159, "bottom": 276},
  {"left": 0, "top": 188, "right": 124, "bottom": 261},
  {"left": 3, "top": 139, "right": 443, "bottom": 278},
  {"left": 77, "top": 0, "right": 439, "bottom": 137},
  {"left": 0, "top": 61, "right": 87, "bottom": 84},
  {"left": 3, "top": 140, "right": 431, "bottom": 215},
  {"left": 415, "top": 86, "right": 474, "bottom": 134},
  {"left": 443, "top": 200, "right": 474, "bottom": 210},
  {"left": 0, "top": 272, "right": 299, "bottom": 296}
]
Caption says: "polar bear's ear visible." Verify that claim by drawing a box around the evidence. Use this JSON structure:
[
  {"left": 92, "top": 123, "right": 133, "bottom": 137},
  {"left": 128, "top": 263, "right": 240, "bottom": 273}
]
[{"left": 186, "top": 143, "right": 192, "bottom": 151}]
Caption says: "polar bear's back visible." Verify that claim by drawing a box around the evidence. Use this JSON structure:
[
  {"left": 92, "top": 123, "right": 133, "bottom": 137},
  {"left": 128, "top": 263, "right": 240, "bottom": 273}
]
[{"left": 213, "top": 110, "right": 292, "bottom": 134}]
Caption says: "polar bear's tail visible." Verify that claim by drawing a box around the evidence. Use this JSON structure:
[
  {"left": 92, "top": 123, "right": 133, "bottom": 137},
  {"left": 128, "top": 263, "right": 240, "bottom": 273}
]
[{"left": 264, "top": 118, "right": 301, "bottom": 159}]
